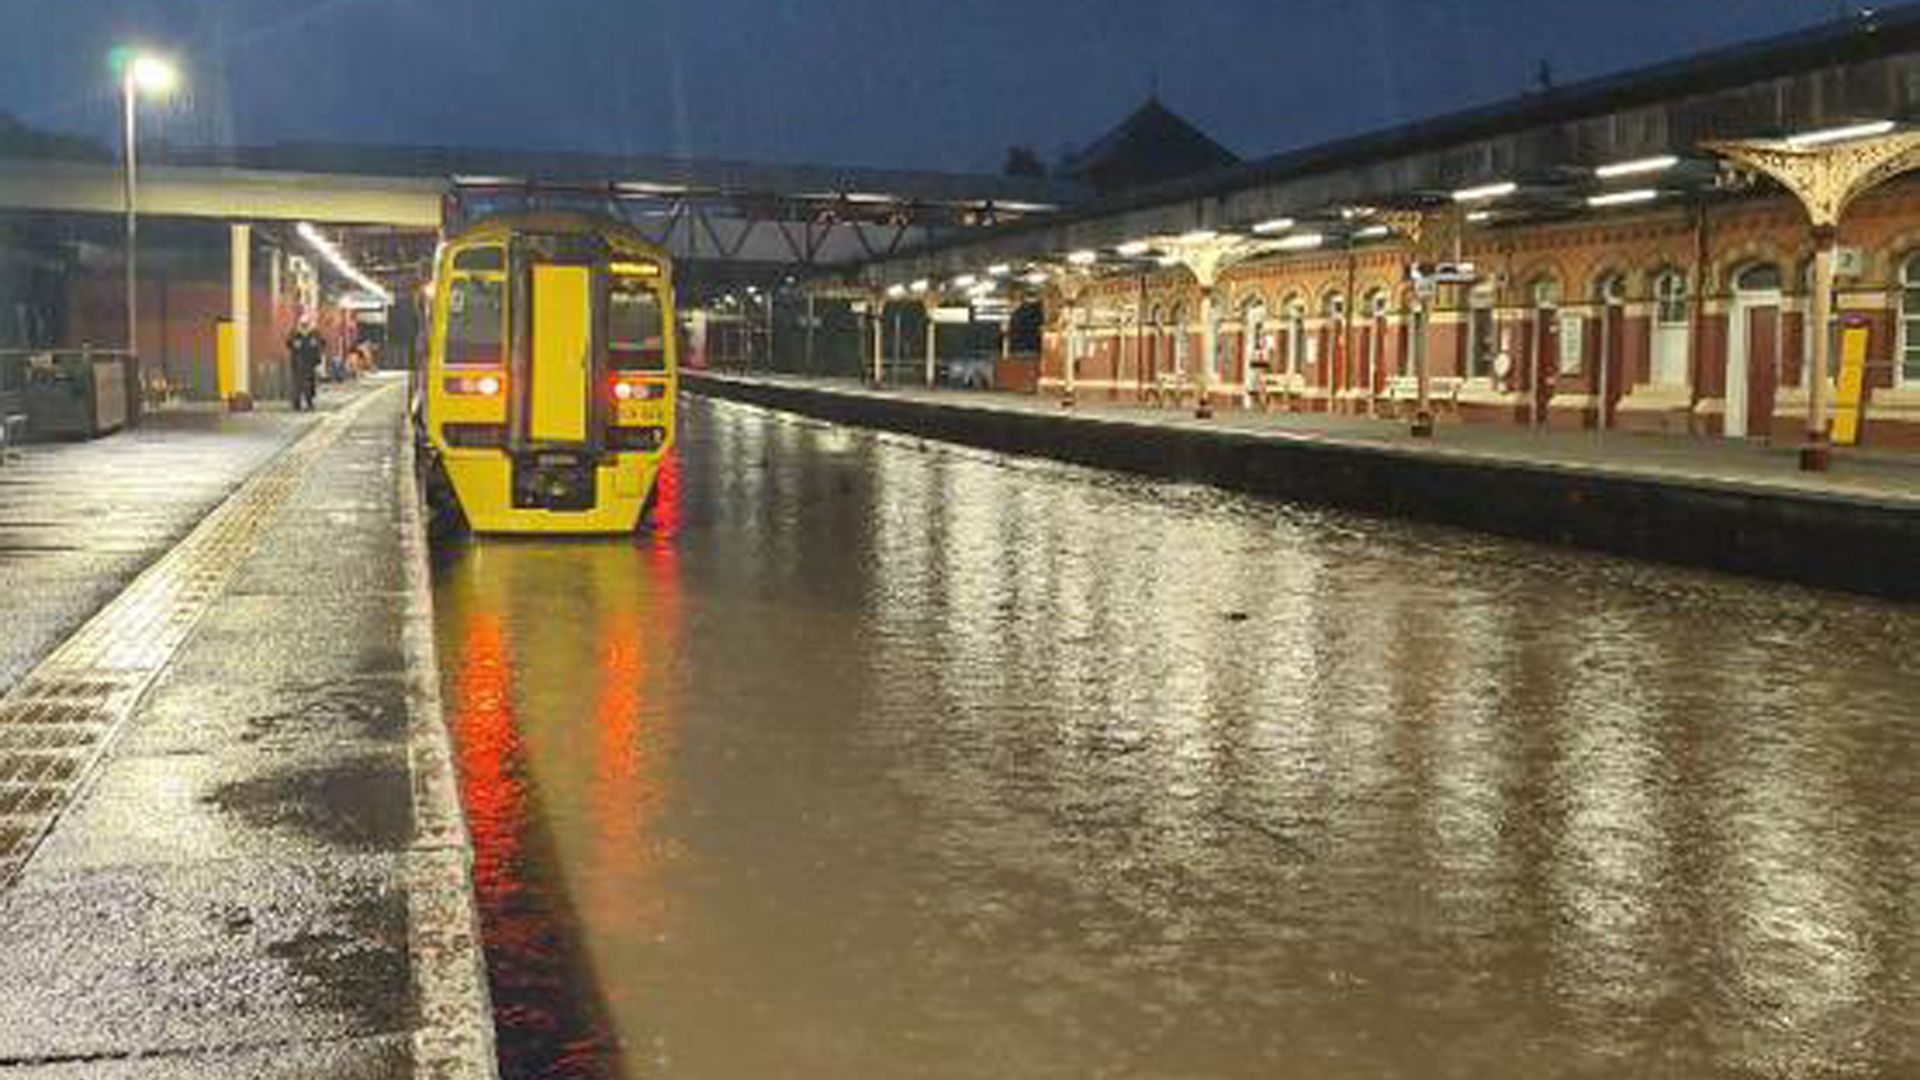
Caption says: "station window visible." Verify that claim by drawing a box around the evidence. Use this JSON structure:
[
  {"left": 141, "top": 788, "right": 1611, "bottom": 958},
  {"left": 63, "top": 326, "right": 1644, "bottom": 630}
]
[
  {"left": 444, "top": 276, "right": 504, "bottom": 367},
  {"left": 1735, "top": 263, "right": 1782, "bottom": 292},
  {"left": 1651, "top": 269, "right": 1691, "bottom": 387},
  {"left": 610, "top": 279, "right": 668, "bottom": 371},
  {"left": 1901, "top": 254, "right": 1920, "bottom": 385},
  {"left": 1595, "top": 271, "right": 1627, "bottom": 306},
  {"left": 1466, "top": 281, "right": 1497, "bottom": 379},
  {"left": 1283, "top": 298, "right": 1306, "bottom": 375}
]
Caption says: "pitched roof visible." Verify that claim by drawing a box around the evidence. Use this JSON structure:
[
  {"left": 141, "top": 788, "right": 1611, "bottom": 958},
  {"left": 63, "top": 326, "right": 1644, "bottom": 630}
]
[{"left": 1061, "top": 97, "right": 1239, "bottom": 195}]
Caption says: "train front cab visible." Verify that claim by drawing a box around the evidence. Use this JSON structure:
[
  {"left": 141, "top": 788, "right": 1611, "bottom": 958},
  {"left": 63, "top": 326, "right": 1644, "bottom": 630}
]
[{"left": 427, "top": 226, "right": 676, "bottom": 535}]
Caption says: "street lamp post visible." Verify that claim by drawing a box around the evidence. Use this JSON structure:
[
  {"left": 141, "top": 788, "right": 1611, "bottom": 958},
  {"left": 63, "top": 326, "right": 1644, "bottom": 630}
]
[{"left": 120, "top": 53, "right": 176, "bottom": 374}]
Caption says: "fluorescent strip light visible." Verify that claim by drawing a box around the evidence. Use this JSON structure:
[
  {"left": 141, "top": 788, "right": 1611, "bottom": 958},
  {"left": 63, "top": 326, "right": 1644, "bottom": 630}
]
[
  {"left": 1276, "top": 232, "right": 1324, "bottom": 251},
  {"left": 886, "top": 284, "right": 907, "bottom": 298},
  {"left": 988, "top": 263, "right": 1011, "bottom": 276},
  {"left": 1116, "top": 240, "right": 1152, "bottom": 257},
  {"left": 1785, "top": 119, "right": 1895, "bottom": 148},
  {"left": 1067, "top": 250, "right": 1098, "bottom": 266},
  {"left": 1354, "top": 224, "right": 1390, "bottom": 239},
  {"left": 954, "top": 274, "right": 978, "bottom": 288},
  {"left": 1586, "top": 188, "right": 1660, "bottom": 208},
  {"left": 1023, "top": 271, "right": 1048, "bottom": 285},
  {"left": 297, "top": 222, "right": 390, "bottom": 303},
  {"left": 1594, "top": 154, "right": 1678, "bottom": 179},
  {"left": 1178, "top": 229, "right": 1218, "bottom": 244},
  {"left": 1452, "top": 181, "right": 1517, "bottom": 203},
  {"left": 1252, "top": 217, "right": 1295, "bottom": 235},
  {"left": 1466, "top": 209, "right": 1494, "bottom": 223},
  {"left": 910, "top": 279, "right": 930, "bottom": 293}
]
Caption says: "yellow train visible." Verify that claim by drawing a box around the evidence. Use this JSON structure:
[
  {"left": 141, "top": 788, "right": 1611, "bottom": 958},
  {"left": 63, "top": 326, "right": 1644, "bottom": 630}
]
[{"left": 416, "top": 211, "right": 677, "bottom": 535}]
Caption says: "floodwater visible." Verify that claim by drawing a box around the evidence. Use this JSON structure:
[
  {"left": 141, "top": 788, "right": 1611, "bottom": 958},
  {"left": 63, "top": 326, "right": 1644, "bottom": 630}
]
[{"left": 433, "top": 395, "right": 1920, "bottom": 1079}]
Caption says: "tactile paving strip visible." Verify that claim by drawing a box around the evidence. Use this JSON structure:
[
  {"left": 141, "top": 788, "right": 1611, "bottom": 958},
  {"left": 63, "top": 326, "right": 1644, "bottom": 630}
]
[{"left": 0, "top": 389, "right": 390, "bottom": 888}]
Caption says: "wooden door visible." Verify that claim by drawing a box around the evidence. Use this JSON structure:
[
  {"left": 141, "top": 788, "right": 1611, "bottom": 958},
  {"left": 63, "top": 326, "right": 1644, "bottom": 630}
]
[
  {"left": 1746, "top": 305, "right": 1778, "bottom": 438},
  {"left": 1602, "top": 304, "right": 1626, "bottom": 427}
]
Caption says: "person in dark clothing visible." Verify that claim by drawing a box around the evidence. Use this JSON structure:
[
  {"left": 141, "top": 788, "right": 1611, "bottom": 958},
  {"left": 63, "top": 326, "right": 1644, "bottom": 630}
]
[{"left": 286, "top": 318, "right": 323, "bottom": 411}]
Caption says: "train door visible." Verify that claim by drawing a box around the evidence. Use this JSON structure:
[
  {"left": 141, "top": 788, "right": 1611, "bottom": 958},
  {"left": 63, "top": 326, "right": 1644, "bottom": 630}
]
[{"left": 529, "top": 263, "right": 593, "bottom": 444}]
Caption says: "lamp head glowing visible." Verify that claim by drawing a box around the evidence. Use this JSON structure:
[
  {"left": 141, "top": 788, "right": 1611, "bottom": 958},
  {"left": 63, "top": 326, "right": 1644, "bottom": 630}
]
[{"left": 128, "top": 54, "right": 178, "bottom": 95}]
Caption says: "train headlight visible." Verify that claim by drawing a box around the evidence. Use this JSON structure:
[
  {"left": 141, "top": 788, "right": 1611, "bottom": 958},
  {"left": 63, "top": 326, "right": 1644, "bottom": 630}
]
[
  {"left": 445, "top": 373, "right": 506, "bottom": 396},
  {"left": 613, "top": 380, "right": 635, "bottom": 401}
]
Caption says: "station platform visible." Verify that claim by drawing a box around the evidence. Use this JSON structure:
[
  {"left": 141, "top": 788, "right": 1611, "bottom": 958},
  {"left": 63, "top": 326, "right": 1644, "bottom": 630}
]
[
  {"left": 0, "top": 376, "right": 494, "bottom": 1078},
  {"left": 710, "top": 373, "right": 1920, "bottom": 507},
  {"left": 687, "top": 371, "right": 1920, "bottom": 599}
]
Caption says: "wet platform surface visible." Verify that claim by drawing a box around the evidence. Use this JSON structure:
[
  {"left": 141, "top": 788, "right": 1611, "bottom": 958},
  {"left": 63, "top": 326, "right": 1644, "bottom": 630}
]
[
  {"left": 0, "top": 402, "right": 330, "bottom": 699},
  {"left": 0, "top": 380, "right": 492, "bottom": 1078},
  {"left": 438, "top": 394, "right": 1919, "bottom": 1078}
]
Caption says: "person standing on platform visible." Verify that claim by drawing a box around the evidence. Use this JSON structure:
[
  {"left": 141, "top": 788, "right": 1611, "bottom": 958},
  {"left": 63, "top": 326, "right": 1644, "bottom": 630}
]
[{"left": 286, "top": 316, "right": 323, "bottom": 411}]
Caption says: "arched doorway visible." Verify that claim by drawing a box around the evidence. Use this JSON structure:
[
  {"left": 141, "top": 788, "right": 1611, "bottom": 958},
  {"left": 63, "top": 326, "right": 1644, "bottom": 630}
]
[
  {"left": 1240, "top": 295, "right": 1267, "bottom": 402},
  {"left": 1144, "top": 305, "right": 1164, "bottom": 383},
  {"left": 1527, "top": 277, "right": 1562, "bottom": 426},
  {"left": 1594, "top": 270, "right": 1629, "bottom": 428},
  {"left": 1169, "top": 303, "right": 1190, "bottom": 374},
  {"left": 1361, "top": 288, "right": 1390, "bottom": 401},
  {"left": 1321, "top": 292, "right": 1346, "bottom": 403},
  {"left": 1727, "top": 262, "right": 1782, "bottom": 438}
]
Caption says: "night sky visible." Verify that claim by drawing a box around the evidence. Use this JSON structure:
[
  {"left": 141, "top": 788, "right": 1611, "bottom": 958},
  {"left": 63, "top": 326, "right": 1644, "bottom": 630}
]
[{"left": 0, "top": 0, "right": 1861, "bottom": 174}]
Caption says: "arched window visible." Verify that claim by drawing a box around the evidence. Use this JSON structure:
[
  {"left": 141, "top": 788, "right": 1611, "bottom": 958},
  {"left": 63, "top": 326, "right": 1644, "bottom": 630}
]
[
  {"left": 1321, "top": 293, "right": 1347, "bottom": 379},
  {"left": 1735, "top": 263, "right": 1782, "bottom": 292},
  {"left": 1364, "top": 289, "right": 1390, "bottom": 389},
  {"left": 1282, "top": 296, "right": 1307, "bottom": 376},
  {"left": 1466, "top": 280, "right": 1498, "bottom": 379},
  {"left": 1594, "top": 270, "right": 1628, "bottom": 306},
  {"left": 1532, "top": 277, "right": 1571, "bottom": 377},
  {"left": 1651, "top": 268, "right": 1690, "bottom": 386},
  {"left": 1169, "top": 303, "right": 1189, "bottom": 372},
  {"left": 1901, "top": 254, "right": 1920, "bottom": 386},
  {"left": 1241, "top": 296, "right": 1268, "bottom": 376}
]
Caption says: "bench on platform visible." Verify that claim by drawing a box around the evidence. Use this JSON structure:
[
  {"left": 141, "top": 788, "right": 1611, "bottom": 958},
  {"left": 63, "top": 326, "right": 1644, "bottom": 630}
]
[
  {"left": 1253, "top": 371, "right": 1306, "bottom": 412},
  {"left": 1147, "top": 373, "right": 1191, "bottom": 408},
  {"left": 1384, "top": 375, "right": 1463, "bottom": 415}
]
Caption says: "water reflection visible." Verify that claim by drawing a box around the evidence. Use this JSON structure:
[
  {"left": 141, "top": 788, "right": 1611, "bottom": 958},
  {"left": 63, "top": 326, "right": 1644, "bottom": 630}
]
[{"left": 438, "top": 396, "right": 1919, "bottom": 1079}]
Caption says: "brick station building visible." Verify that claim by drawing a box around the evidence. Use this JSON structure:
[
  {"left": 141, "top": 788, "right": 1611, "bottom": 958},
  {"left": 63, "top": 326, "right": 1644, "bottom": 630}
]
[{"left": 993, "top": 11, "right": 1920, "bottom": 448}]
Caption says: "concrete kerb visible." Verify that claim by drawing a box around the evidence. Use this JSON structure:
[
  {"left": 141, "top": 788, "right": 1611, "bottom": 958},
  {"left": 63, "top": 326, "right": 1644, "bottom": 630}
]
[
  {"left": 397, "top": 396, "right": 500, "bottom": 1079},
  {"left": 685, "top": 373, "right": 1920, "bottom": 601}
]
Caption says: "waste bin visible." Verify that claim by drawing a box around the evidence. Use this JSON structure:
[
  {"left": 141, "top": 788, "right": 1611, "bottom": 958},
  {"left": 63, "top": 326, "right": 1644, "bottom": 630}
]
[{"left": 23, "top": 351, "right": 137, "bottom": 438}]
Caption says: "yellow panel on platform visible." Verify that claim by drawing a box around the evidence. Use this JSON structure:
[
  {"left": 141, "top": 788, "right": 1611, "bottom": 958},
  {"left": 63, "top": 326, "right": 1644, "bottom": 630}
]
[
  {"left": 530, "top": 264, "right": 591, "bottom": 443},
  {"left": 215, "top": 319, "right": 237, "bottom": 401},
  {"left": 1833, "top": 324, "right": 1869, "bottom": 447}
]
